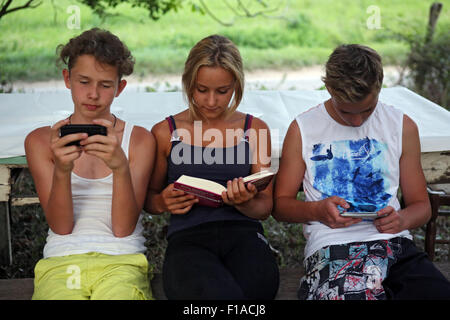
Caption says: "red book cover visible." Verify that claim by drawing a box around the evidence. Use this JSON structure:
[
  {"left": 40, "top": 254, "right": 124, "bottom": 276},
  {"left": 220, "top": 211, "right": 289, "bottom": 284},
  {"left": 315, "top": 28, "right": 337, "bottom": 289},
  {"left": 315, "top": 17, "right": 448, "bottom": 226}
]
[
  {"left": 173, "top": 182, "right": 224, "bottom": 208},
  {"left": 173, "top": 170, "right": 276, "bottom": 208}
]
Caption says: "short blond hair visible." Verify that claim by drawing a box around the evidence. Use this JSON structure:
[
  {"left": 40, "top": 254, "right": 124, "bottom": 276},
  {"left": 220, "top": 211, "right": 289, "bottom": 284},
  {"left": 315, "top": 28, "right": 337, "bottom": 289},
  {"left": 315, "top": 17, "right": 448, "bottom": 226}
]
[
  {"left": 323, "top": 44, "right": 383, "bottom": 102},
  {"left": 182, "top": 35, "right": 244, "bottom": 121}
]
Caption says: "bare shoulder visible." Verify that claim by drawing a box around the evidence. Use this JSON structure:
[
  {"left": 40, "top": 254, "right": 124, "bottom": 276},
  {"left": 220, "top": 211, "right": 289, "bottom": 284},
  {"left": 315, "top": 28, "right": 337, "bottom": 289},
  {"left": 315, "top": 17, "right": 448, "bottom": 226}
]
[
  {"left": 286, "top": 119, "right": 301, "bottom": 140},
  {"left": 401, "top": 114, "right": 421, "bottom": 156},
  {"left": 131, "top": 125, "right": 155, "bottom": 146},
  {"left": 24, "top": 126, "right": 52, "bottom": 166},
  {"left": 402, "top": 114, "right": 419, "bottom": 136},
  {"left": 129, "top": 125, "right": 155, "bottom": 165},
  {"left": 249, "top": 115, "right": 270, "bottom": 131},
  {"left": 25, "top": 126, "right": 51, "bottom": 151},
  {"left": 281, "top": 119, "right": 303, "bottom": 159},
  {"left": 151, "top": 118, "right": 172, "bottom": 141}
]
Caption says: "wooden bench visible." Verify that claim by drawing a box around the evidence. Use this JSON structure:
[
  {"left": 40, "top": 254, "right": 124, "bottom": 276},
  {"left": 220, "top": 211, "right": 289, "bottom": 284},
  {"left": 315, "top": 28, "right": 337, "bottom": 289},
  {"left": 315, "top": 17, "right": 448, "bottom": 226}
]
[
  {"left": 426, "top": 184, "right": 450, "bottom": 261},
  {"left": 0, "top": 267, "right": 304, "bottom": 300},
  {"left": 2, "top": 263, "right": 450, "bottom": 300}
]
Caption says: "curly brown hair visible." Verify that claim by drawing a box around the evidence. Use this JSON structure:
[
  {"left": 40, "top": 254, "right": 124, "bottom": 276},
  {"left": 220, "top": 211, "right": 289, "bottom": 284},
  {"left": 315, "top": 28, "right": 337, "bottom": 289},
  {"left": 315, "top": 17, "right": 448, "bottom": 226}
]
[
  {"left": 57, "top": 28, "right": 135, "bottom": 80},
  {"left": 322, "top": 44, "right": 383, "bottom": 103}
]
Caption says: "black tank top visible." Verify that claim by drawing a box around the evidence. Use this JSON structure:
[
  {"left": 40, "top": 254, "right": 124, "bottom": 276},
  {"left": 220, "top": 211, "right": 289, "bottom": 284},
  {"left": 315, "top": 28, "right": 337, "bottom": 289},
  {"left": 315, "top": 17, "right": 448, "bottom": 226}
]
[{"left": 165, "top": 114, "right": 259, "bottom": 237}]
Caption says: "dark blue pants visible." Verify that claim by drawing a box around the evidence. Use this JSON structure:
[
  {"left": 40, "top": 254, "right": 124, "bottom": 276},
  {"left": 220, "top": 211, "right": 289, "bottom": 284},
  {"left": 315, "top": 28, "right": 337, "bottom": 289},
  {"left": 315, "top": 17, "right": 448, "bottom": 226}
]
[
  {"left": 383, "top": 237, "right": 450, "bottom": 300},
  {"left": 162, "top": 220, "right": 280, "bottom": 300}
]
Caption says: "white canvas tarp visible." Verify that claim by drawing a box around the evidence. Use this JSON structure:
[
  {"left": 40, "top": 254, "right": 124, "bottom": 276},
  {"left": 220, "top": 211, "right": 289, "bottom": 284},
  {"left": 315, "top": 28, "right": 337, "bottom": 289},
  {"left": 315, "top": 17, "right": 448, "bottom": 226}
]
[{"left": 0, "top": 86, "right": 449, "bottom": 159}]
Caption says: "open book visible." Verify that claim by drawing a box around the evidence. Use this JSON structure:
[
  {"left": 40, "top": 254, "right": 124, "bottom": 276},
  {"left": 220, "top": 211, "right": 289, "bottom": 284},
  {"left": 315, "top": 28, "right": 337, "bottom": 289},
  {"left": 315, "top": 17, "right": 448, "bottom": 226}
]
[{"left": 173, "top": 170, "right": 276, "bottom": 208}]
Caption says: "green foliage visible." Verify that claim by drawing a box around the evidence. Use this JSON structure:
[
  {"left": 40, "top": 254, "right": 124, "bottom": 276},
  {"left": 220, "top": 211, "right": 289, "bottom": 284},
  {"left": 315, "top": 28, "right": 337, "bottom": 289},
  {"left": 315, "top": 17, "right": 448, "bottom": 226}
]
[
  {"left": 404, "top": 30, "right": 449, "bottom": 109},
  {"left": 4, "top": 0, "right": 446, "bottom": 82},
  {"left": 0, "top": 78, "right": 13, "bottom": 93},
  {"left": 261, "top": 217, "right": 305, "bottom": 268},
  {"left": 141, "top": 213, "right": 170, "bottom": 273},
  {"left": 78, "top": 0, "right": 183, "bottom": 20},
  {"left": 385, "top": 6, "right": 450, "bottom": 110}
]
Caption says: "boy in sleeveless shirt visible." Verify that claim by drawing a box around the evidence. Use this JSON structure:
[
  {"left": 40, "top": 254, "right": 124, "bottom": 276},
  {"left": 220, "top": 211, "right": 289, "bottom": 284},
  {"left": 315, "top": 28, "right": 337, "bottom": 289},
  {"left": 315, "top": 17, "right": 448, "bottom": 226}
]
[
  {"left": 25, "top": 28, "right": 156, "bottom": 299},
  {"left": 273, "top": 44, "right": 450, "bottom": 300}
]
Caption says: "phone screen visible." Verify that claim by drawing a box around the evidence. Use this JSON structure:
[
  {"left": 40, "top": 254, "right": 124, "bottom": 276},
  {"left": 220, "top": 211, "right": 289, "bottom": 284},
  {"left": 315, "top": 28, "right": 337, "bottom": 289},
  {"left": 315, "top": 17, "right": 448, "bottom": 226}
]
[{"left": 60, "top": 124, "right": 107, "bottom": 146}]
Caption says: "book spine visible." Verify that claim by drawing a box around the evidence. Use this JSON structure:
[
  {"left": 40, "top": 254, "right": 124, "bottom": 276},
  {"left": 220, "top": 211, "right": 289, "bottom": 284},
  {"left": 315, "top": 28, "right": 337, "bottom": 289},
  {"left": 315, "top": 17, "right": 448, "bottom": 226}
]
[
  {"left": 244, "top": 175, "right": 273, "bottom": 192},
  {"left": 173, "top": 182, "right": 223, "bottom": 208}
]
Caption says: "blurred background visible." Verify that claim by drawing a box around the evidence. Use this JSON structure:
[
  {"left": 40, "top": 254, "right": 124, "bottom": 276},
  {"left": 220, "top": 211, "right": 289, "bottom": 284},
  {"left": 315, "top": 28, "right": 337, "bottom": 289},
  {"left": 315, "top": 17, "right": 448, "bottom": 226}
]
[
  {"left": 1, "top": 0, "right": 449, "bottom": 107},
  {"left": 0, "top": 0, "right": 449, "bottom": 278}
]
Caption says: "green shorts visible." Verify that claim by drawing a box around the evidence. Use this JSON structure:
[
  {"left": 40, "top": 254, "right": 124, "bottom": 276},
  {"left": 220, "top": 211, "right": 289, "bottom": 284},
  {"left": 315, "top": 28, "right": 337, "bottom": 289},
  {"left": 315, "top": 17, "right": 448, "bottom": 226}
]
[{"left": 32, "top": 252, "right": 152, "bottom": 300}]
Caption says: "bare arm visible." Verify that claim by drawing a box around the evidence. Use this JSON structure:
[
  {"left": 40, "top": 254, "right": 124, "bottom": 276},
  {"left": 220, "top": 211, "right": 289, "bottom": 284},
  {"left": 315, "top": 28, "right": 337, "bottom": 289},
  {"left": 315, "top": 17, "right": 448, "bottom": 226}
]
[
  {"left": 144, "top": 120, "right": 198, "bottom": 215},
  {"left": 374, "top": 115, "right": 431, "bottom": 233},
  {"left": 273, "top": 120, "right": 359, "bottom": 228},
  {"left": 113, "top": 126, "right": 155, "bottom": 237},
  {"left": 25, "top": 119, "right": 87, "bottom": 235},
  {"left": 224, "top": 117, "right": 274, "bottom": 220},
  {"left": 81, "top": 119, "right": 156, "bottom": 237}
]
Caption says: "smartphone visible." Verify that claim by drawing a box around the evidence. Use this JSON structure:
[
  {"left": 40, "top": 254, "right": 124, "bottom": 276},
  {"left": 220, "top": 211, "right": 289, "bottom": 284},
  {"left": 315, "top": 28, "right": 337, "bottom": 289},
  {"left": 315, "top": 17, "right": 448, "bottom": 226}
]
[
  {"left": 340, "top": 212, "right": 379, "bottom": 219},
  {"left": 60, "top": 124, "right": 107, "bottom": 146}
]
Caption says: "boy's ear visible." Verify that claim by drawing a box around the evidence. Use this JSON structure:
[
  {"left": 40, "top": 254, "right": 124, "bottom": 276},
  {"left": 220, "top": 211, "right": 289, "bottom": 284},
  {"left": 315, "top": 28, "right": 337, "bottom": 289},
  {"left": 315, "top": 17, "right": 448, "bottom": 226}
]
[
  {"left": 62, "top": 69, "right": 71, "bottom": 89},
  {"left": 115, "top": 79, "right": 127, "bottom": 97}
]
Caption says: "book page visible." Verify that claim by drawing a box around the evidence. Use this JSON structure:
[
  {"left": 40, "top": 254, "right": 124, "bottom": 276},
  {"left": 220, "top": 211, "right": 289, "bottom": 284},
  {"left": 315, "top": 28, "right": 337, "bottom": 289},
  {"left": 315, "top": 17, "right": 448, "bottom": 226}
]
[
  {"left": 242, "top": 170, "right": 274, "bottom": 182},
  {"left": 176, "top": 175, "right": 226, "bottom": 195}
]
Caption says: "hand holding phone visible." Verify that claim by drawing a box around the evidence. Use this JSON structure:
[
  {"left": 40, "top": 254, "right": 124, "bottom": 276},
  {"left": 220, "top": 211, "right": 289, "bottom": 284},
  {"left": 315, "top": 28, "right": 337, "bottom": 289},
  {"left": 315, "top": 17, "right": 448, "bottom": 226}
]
[
  {"left": 339, "top": 212, "right": 379, "bottom": 219},
  {"left": 60, "top": 124, "right": 107, "bottom": 146}
]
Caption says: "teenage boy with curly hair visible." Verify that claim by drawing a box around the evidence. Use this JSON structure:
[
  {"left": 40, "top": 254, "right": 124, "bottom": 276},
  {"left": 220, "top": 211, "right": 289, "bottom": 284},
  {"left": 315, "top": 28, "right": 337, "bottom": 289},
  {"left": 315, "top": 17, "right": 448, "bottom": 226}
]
[{"left": 26, "top": 28, "right": 155, "bottom": 300}]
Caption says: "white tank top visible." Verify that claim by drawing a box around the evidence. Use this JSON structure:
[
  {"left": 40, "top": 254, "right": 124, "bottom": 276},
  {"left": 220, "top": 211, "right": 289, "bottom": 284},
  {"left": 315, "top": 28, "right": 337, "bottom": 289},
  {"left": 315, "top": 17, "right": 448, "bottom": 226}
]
[
  {"left": 296, "top": 101, "right": 411, "bottom": 259},
  {"left": 43, "top": 122, "right": 146, "bottom": 258}
]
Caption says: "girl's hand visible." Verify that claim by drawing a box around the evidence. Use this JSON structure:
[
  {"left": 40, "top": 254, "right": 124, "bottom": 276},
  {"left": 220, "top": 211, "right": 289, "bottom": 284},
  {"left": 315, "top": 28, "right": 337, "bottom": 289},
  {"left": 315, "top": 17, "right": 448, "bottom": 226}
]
[
  {"left": 222, "top": 177, "right": 258, "bottom": 206},
  {"left": 50, "top": 119, "right": 86, "bottom": 172},
  {"left": 160, "top": 183, "right": 198, "bottom": 214},
  {"left": 80, "top": 118, "right": 127, "bottom": 171}
]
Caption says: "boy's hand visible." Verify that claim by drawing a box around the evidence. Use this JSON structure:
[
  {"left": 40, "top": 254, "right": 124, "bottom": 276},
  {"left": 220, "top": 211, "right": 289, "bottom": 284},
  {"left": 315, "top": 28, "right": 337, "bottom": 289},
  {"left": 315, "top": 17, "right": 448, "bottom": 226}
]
[
  {"left": 318, "top": 196, "right": 362, "bottom": 228},
  {"left": 374, "top": 206, "right": 406, "bottom": 234},
  {"left": 50, "top": 119, "right": 85, "bottom": 172},
  {"left": 80, "top": 118, "right": 127, "bottom": 171},
  {"left": 222, "top": 177, "right": 258, "bottom": 206},
  {"left": 159, "top": 183, "right": 198, "bottom": 214}
]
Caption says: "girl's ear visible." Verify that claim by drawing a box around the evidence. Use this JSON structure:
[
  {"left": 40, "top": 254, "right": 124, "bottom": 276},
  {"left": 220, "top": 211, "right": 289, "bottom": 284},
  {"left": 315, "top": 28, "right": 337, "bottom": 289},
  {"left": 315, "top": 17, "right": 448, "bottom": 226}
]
[{"left": 62, "top": 69, "right": 71, "bottom": 89}]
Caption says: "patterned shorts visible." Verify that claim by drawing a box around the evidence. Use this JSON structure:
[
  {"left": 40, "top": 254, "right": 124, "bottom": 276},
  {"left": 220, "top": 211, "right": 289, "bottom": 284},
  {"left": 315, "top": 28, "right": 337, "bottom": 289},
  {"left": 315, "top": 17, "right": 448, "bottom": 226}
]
[{"left": 298, "top": 238, "right": 403, "bottom": 300}]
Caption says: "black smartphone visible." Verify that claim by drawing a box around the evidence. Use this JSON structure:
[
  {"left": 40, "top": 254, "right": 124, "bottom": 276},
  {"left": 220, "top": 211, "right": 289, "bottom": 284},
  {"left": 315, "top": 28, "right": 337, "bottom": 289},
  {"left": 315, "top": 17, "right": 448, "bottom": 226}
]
[{"left": 60, "top": 124, "right": 107, "bottom": 146}]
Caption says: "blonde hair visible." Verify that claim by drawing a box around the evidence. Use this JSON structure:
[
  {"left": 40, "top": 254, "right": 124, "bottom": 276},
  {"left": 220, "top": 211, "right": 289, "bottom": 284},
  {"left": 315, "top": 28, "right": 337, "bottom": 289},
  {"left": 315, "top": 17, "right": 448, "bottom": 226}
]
[
  {"left": 322, "top": 44, "right": 383, "bottom": 103},
  {"left": 182, "top": 35, "right": 244, "bottom": 121}
]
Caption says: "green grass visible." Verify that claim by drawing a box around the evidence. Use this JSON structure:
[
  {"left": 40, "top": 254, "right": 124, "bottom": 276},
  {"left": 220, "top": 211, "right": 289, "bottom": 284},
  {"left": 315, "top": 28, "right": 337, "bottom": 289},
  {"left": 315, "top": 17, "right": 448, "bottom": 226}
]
[{"left": 1, "top": 0, "right": 448, "bottom": 82}]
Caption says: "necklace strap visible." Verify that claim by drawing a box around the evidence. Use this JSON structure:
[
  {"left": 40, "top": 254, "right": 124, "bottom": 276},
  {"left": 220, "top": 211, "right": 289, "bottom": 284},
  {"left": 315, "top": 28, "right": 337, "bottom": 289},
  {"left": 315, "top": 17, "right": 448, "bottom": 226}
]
[
  {"left": 112, "top": 113, "right": 117, "bottom": 127},
  {"left": 68, "top": 113, "right": 117, "bottom": 127}
]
